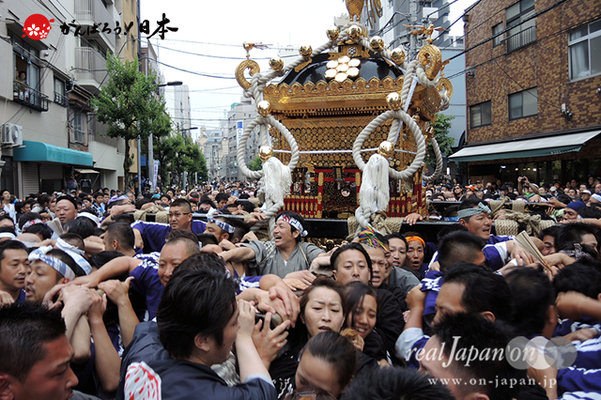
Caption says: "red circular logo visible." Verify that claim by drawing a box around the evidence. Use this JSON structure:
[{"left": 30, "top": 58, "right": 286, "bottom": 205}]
[{"left": 22, "top": 14, "right": 54, "bottom": 40}]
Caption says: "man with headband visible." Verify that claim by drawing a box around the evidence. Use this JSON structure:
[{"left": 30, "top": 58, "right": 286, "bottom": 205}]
[
  {"left": 132, "top": 198, "right": 206, "bottom": 253},
  {"left": 221, "top": 211, "right": 325, "bottom": 279},
  {"left": 25, "top": 246, "right": 86, "bottom": 303},
  {"left": 455, "top": 198, "right": 536, "bottom": 268}
]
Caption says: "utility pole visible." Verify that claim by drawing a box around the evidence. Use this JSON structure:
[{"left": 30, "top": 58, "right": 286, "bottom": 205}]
[{"left": 409, "top": 0, "right": 419, "bottom": 60}]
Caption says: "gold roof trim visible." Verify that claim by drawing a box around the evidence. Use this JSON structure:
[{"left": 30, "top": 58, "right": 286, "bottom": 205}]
[{"left": 264, "top": 76, "right": 405, "bottom": 114}]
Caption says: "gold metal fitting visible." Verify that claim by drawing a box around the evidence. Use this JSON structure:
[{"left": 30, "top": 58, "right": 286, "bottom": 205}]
[
  {"left": 269, "top": 57, "right": 284, "bottom": 71},
  {"left": 386, "top": 92, "right": 402, "bottom": 111},
  {"left": 370, "top": 36, "right": 384, "bottom": 51},
  {"left": 257, "top": 100, "right": 271, "bottom": 117},
  {"left": 259, "top": 146, "right": 274, "bottom": 162},
  {"left": 378, "top": 141, "right": 395, "bottom": 158},
  {"left": 348, "top": 25, "right": 362, "bottom": 40},
  {"left": 327, "top": 26, "right": 340, "bottom": 41},
  {"left": 299, "top": 45, "right": 312, "bottom": 58},
  {"left": 390, "top": 47, "right": 406, "bottom": 65}
]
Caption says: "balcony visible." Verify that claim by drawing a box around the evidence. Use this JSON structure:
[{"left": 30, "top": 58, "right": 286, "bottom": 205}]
[
  {"left": 75, "top": 0, "right": 116, "bottom": 52},
  {"left": 13, "top": 81, "right": 49, "bottom": 112},
  {"left": 506, "top": 25, "right": 536, "bottom": 53},
  {"left": 74, "top": 47, "right": 107, "bottom": 93},
  {"left": 54, "top": 91, "right": 68, "bottom": 107}
]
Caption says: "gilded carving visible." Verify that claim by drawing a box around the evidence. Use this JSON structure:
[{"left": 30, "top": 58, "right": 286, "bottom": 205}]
[
  {"left": 418, "top": 44, "right": 442, "bottom": 80},
  {"left": 235, "top": 60, "right": 260, "bottom": 90}
]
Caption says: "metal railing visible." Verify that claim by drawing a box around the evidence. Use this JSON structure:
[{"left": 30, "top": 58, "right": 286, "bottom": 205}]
[
  {"left": 74, "top": 47, "right": 107, "bottom": 87},
  {"left": 74, "top": 0, "right": 116, "bottom": 49},
  {"left": 506, "top": 25, "right": 536, "bottom": 53},
  {"left": 12, "top": 81, "right": 49, "bottom": 112},
  {"left": 54, "top": 91, "right": 68, "bottom": 107}
]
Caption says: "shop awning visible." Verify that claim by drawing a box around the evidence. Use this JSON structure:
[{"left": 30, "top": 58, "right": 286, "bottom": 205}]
[
  {"left": 14, "top": 141, "right": 93, "bottom": 166},
  {"left": 449, "top": 130, "right": 601, "bottom": 162}
]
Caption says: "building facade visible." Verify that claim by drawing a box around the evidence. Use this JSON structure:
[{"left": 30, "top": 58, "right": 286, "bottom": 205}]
[
  {"left": 451, "top": 0, "right": 601, "bottom": 185},
  {"left": 0, "top": 0, "right": 130, "bottom": 197},
  {"left": 226, "top": 97, "right": 260, "bottom": 181}
]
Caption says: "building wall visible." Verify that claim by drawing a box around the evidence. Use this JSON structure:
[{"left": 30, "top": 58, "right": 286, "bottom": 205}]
[{"left": 464, "top": 0, "right": 601, "bottom": 145}]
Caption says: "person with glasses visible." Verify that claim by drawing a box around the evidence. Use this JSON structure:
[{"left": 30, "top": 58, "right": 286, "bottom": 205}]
[{"left": 132, "top": 199, "right": 206, "bottom": 253}]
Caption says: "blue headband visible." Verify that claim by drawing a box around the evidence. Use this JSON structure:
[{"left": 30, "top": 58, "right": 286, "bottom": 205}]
[
  {"left": 457, "top": 203, "right": 492, "bottom": 220},
  {"left": 28, "top": 246, "right": 76, "bottom": 281},
  {"left": 207, "top": 213, "right": 235, "bottom": 234}
]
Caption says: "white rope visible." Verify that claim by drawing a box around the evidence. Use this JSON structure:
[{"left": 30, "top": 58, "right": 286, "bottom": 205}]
[
  {"left": 423, "top": 136, "right": 443, "bottom": 183},
  {"left": 273, "top": 148, "right": 417, "bottom": 155}
]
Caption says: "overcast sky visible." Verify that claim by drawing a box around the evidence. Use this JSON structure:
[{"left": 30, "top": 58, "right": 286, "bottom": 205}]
[{"left": 140, "top": 0, "right": 477, "bottom": 140}]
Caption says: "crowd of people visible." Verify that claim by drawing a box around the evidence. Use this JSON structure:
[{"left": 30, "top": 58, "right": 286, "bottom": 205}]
[{"left": 0, "top": 175, "right": 600, "bottom": 400}]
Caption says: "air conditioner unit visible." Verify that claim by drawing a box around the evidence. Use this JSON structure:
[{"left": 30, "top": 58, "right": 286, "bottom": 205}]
[{"left": 1, "top": 124, "right": 23, "bottom": 147}]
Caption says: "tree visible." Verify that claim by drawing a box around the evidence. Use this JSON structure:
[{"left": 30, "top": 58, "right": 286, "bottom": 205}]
[
  {"left": 92, "top": 54, "right": 171, "bottom": 186},
  {"left": 248, "top": 155, "right": 263, "bottom": 171},
  {"left": 427, "top": 113, "right": 455, "bottom": 165},
  {"left": 154, "top": 134, "right": 208, "bottom": 188}
]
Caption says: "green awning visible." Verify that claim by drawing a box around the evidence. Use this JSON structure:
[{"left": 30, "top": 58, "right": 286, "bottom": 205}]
[
  {"left": 449, "top": 130, "right": 601, "bottom": 162},
  {"left": 14, "top": 141, "right": 93, "bottom": 166}
]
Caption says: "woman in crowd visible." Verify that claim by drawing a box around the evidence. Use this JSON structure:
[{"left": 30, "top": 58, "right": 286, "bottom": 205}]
[
  {"left": 1, "top": 189, "right": 15, "bottom": 222},
  {"left": 293, "top": 331, "right": 357, "bottom": 399},
  {"left": 343, "top": 282, "right": 388, "bottom": 366},
  {"left": 266, "top": 277, "right": 348, "bottom": 398}
]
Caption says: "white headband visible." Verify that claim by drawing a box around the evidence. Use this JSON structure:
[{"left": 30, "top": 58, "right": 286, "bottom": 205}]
[
  {"left": 277, "top": 215, "right": 308, "bottom": 237},
  {"left": 28, "top": 246, "right": 76, "bottom": 281}
]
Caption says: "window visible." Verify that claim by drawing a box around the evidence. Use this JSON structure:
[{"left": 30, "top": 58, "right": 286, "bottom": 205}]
[
  {"left": 508, "top": 88, "right": 537, "bottom": 120},
  {"left": 493, "top": 23, "right": 504, "bottom": 47},
  {"left": 506, "top": 0, "right": 536, "bottom": 52},
  {"left": 73, "top": 111, "right": 86, "bottom": 144},
  {"left": 470, "top": 101, "right": 492, "bottom": 128},
  {"left": 569, "top": 19, "right": 601, "bottom": 80},
  {"left": 54, "top": 78, "right": 67, "bottom": 107}
]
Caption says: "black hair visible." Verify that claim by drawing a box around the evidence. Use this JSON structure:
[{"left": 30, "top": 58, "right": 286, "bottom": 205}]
[
  {"left": 436, "top": 223, "right": 467, "bottom": 242},
  {"left": 215, "top": 193, "right": 229, "bottom": 204},
  {"left": 343, "top": 282, "right": 378, "bottom": 331},
  {"left": 135, "top": 198, "right": 153, "bottom": 210},
  {"left": 553, "top": 262, "right": 601, "bottom": 299},
  {"left": 37, "top": 194, "right": 51, "bottom": 207},
  {"left": 197, "top": 233, "right": 219, "bottom": 247},
  {"left": 579, "top": 206, "right": 601, "bottom": 219},
  {"left": 89, "top": 251, "right": 126, "bottom": 273},
  {"left": 64, "top": 218, "right": 95, "bottom": 239},
  {"left": 557, "top": 223, "right": 600, "bottom": 253},
  {"left": 0, "top": 303, "right": 66, "bottom": 382},
  {"left": 170, "top": 198, "right": 192, "bottom": 213},
  {"left": 238, "top": 200, "right": 255, "bottom": 214},
  {"left": 0, "top": 240, "right": 27, "bottom": 265},
  {"left": 556, "top": 193, "right": 572, "bottom": 205},
  {"left": 55, "top": 195, "right": 78, "bottom": 210},
  {"left": 432, "top": 313, "right": 523, "bottom": 400},
  {"left": 108, "top": 213, "right": 135, "bottom": 225},
  {"left": 505, "top": 266, "right": 555, "bottom": 337},
  {"left": 26, "top": 223, "right": 53, "bottom": 240},
  {"left": 160, "top": 193, "right": 171, "bottom": 202},
  {"left": 156, "top": 264, "right": 237, "bottom": 358},
  {"left": 438, "top": 232, "right": 485, "bottom": 271},
  {"left": 93, "top": 191, "right": 105, "bottom": 200},
  {"left": 105, "top": 222, "right": 135, "bottom": 251},
  {"left": 330, "top": 242, "right": 373, "bottom": 281},
  {"left": 443, "top": 262, "right": 513, "bottom": 322},
  {"left": 0, "top": 215, "right": 15, "bottom": 227},
  {"left": 384, "top": 232, "right": 407, "bottom": 245},
  {"left": 300, "top": 331, "right": 357, "bottom": 394},
  {"left": 177, "top": 252, "right": 227, "bottom": 274},
  {"left": 538, "top": 225, "right": 562, "bottom": 242},
  {"left": 341, "top": 366, "right": 454, "bottom": 400},
  {"left": 165, "top": 230, "right": 200, "bottom": 247},
  {"left": 300, "top": 277, "right": 348, "bottom": 326},
  {"left": 276, "top": 211, "right": 308, "bottom": 243}
]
